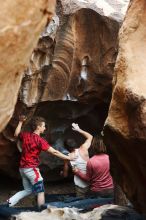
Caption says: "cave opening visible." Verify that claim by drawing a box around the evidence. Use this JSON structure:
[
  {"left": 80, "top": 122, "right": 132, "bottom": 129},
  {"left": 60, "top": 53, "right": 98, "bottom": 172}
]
[{"left": 0, "top": 99, "right": 110, "bottom": 207}]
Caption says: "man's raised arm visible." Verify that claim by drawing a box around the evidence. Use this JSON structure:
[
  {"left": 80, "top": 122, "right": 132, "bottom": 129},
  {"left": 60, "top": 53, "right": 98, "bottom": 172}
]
[{"left": 14, "top": 115, "right": 27, "bottom": 137}]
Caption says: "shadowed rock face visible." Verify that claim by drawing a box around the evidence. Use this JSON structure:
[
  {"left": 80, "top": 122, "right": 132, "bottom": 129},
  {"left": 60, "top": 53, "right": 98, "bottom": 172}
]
[
  {"left": 0, "top": 0, "right": 56, "bottom": 132},
  {"left": 1, "top": 100, "right": 109, "bottom": 179},
  {"left": 20, "top": 8, "right": 119, "bottom": 105},
  {"left": 104, "top": 0, "right": 146, "bottom": 215},
  {"left": 0, "top": 133, "right": 20, "bottom": 178},
  {"left": 67, "top": 9, "right": 119, "bottom": 103}
]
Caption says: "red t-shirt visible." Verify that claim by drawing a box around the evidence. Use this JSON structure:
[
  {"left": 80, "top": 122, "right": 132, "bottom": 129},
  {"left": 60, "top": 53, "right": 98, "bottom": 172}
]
[
  {"left": 19, "top": 132, "right": 50, "bottom": 168},
  {"left": 76, "top": 154, "right": 113, "bottom": 192}
]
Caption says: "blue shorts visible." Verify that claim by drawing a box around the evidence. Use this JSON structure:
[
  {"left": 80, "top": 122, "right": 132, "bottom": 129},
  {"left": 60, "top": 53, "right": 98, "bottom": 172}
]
[{"left": 32, "top": 180, "right": 45, "bottom": 193}]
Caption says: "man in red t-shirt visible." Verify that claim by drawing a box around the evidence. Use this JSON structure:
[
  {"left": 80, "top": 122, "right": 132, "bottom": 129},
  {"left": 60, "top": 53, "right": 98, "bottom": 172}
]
[{"left": 8, "top": 116, "right": 71, "bottom": 209}]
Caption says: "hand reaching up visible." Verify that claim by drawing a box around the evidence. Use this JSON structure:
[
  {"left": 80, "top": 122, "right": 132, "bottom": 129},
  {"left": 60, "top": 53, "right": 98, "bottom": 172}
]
[
  {"left": 19, "top": 115, "right": 27, "bottom": 122},
  {"left": 72, "top": 123, "right": 80, "bottom": 132}
]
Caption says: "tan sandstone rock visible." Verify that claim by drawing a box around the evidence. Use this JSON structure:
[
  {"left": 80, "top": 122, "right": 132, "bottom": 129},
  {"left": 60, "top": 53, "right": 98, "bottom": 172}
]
[
  {"left": 14, "top": 205, "right": 143, "bottom": 220},
  {"left": 0, "top": 0, "right": 56, "bottom": 132},
  {"left": 104, "top": 0, "right": 146, "bottom": 215}
]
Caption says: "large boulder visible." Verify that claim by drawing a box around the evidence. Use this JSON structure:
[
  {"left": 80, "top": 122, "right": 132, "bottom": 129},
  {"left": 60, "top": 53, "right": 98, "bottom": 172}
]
[
  {"left": 61, "top": 0, "right": 129, "bottom": 22},
  {"left": 104, "top": 0, "right": 146, "bottom": 215},
  {"left": 0, "top": 0, "right": 56, "bottom": 132}
]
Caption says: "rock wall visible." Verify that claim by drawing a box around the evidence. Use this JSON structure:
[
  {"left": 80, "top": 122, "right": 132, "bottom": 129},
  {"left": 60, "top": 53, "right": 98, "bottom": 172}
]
[
  {"left": 19, "top": 8, "right": 119, "bottom": 105},
  {"left": 0, "top": 0, "right": 56, "bottom": 132},
  {"left": 104, "top": 0, "right": 146, "bottom": 215},
  {"left": 1, "top": 0, "right": 146, "bottom": 216},
  {"left": 1, "top": 0, "right": 137, "bottom": 202},
  {"left": 0, "top": 1, "right": 121, "bottom": 179},
  {"left": 1, "top": 100, "right": 109, "bottom": 179}
]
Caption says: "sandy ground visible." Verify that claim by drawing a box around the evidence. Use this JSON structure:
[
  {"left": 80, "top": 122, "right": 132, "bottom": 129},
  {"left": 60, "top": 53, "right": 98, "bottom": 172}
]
[{"left": 0, "top": 176, "right": 75, "bottom": 207}]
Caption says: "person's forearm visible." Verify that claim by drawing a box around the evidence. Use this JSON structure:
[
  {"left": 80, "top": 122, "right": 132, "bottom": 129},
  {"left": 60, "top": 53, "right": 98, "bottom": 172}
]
[
  {"left": 51, "top": 149, "right": 70, "bottom": 161},
  {"left": 78, "top": 129, "right": 93, "bottom": 140},
  {"left": 14, "top": 121, "right": 23, "bottom": 137},
  {"left": 75, "top": 170, "right": 90, "bottom": 182}
]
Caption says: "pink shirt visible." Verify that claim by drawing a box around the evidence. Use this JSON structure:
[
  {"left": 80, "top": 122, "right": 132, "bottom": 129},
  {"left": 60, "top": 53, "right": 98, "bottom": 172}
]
[{"left": 76, "top": 154, "right": 113, "bottom": 192}]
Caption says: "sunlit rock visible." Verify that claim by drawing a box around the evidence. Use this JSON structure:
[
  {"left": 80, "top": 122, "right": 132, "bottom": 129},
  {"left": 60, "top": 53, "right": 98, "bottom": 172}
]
[
  {"left": 0, "top": 0, "right": 56, "bottom": 132},
  {"left": 14, "top": 205, "right": 144, "bottom": 220},
  {"left": 104, "top": 0, "right": 146, "bottom": 215},
  {"left": 0, "top": 0, "right": 130, "bottom": 180},
  {"left": 19, "top": 14, "right": 59, "bottom": 106},
  {"left": 61, "top": 0, "right": 129, "bottom": 22}
]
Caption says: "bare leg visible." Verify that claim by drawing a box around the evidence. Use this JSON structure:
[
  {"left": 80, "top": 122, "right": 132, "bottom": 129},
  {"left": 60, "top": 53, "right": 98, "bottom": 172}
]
[{"left": 37, "top": 192, "right": 45, "bottom": 207}]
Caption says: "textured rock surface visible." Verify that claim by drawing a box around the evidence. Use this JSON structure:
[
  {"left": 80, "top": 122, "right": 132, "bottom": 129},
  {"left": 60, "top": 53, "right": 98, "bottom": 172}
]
[
  {"left": 61, "top": 0, "right": 129, "bottom": 22},
  {"left": 0, "top": 0, "right": 56, "bottom": 132},
  {"left": 20, "top": 8, "right": 119, "bottom": 106},
  {"left": 104, "top": 0, "right": 146, "bottom": 215},
  {"left": 14, "top": 205, "right": 144, "bottom": 220}
]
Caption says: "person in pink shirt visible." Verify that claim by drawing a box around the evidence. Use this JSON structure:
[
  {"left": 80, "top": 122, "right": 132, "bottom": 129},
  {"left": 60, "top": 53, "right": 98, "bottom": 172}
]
[{"left": 73, "top": 136, "right": 114, "bottom": 198}]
